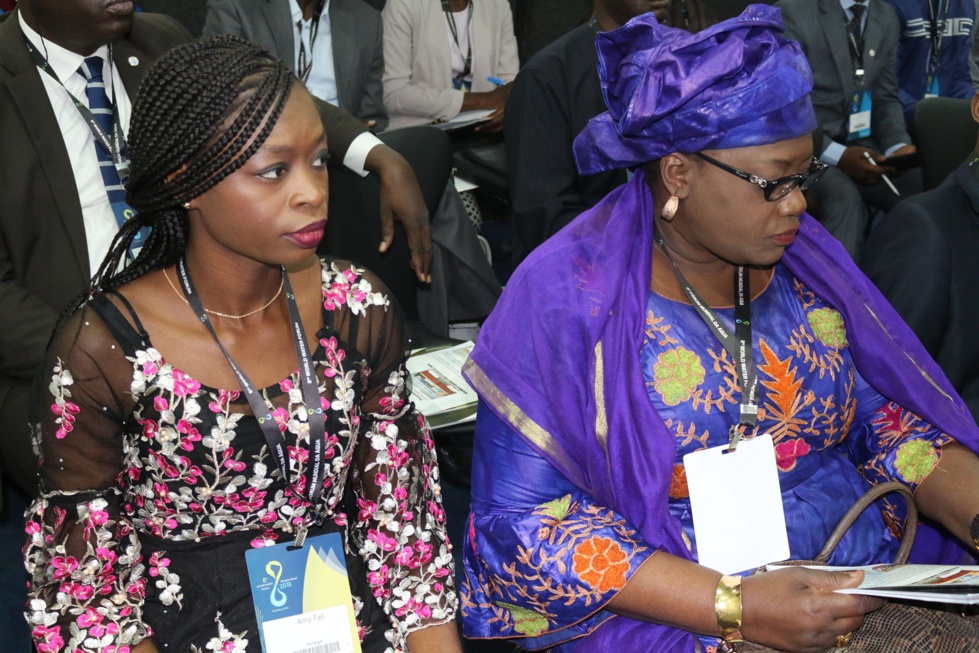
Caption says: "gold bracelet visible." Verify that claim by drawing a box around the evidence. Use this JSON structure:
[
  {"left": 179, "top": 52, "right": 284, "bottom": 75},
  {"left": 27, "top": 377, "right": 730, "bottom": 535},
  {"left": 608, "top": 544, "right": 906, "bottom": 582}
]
[{"left": 715, "top": 575, "right": 745, "bottom": 652}]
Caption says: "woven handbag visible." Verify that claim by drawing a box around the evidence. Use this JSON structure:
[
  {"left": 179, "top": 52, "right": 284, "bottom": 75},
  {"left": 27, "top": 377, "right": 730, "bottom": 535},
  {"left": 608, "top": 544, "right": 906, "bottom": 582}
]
[{"left": 737, "top": 482, "right": 979, "bottom": 652}]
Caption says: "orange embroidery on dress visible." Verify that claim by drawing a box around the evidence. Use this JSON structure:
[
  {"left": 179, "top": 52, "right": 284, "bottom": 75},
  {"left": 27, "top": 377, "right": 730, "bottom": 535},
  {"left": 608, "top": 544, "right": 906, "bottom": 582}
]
[
  {"left": 464, "top": 504, "right": 649, "bottom": 636},
  {"left": 646, "top": 310, "right": 679, "bottom": 347},
  {"left": 793, "top": 278, "right": 816, "bottom": 311},
  {"left": 571, "top": 536, "right": 630, "bottom": 593},
  {"left": 787, "top": 324, "right": 844, "bottom": 381},
  {"left": 670, "top": 464, "right": 689, "bottom": 499},
  {"left": 806, "top": 366, "right": 857, "bottom": 448},
  {"left": 670, "top": 420, "right": 711, "bottom": 449},
  {"left": 757, "top": 340, "right": 811, "bottom": 443},
  {"left": 687, "top": 349, "right": 738, "bottom": 414}
]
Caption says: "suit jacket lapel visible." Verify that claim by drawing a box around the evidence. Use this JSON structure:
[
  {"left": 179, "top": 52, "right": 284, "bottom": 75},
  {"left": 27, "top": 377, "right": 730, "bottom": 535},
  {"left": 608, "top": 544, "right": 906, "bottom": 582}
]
[
  {"left": 0, "top": 12, "right": 89, "bottom": 277},
  {"left": 819, "top": 0, "right": 856, "bottom": 98},
  {"left": 329, "top": 0, "right": 352, "bottom": 112},
  {"left": 861, "top": 0, "right": 886, "bottom": 80},
  {"left": 263, "top": 0, "right": 294, "bottom": 64}
]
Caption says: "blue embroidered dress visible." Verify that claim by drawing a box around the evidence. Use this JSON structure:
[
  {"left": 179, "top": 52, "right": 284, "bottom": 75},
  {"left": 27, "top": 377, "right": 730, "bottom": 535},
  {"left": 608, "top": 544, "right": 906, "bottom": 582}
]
[{"left": 462, "top": 265, "right": 951, "bottom": 652}]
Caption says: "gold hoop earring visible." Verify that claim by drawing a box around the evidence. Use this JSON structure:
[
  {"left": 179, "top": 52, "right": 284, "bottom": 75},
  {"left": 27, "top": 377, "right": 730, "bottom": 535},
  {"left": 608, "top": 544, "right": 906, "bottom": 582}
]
[{"left": 661, "top": 195, "right": 679, "bottom": 222}]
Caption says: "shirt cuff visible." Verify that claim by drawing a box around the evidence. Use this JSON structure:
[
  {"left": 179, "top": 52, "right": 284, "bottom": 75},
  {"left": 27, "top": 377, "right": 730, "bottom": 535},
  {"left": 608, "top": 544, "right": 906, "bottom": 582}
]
[
  {"left": 343, "top": 132, "right": 384, "bottom": 177},
  {"left": 884, "top": 143, "right": 908, "bottom": 157},
  {"left": 820, "top": 141, "right": 847, "bottom": 166}
]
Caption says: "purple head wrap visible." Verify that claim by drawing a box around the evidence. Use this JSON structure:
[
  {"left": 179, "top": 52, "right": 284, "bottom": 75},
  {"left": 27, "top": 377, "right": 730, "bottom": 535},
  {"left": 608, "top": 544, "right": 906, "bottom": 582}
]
[{"left": 574, "top": 4, "right": 818, "bottom": 174}]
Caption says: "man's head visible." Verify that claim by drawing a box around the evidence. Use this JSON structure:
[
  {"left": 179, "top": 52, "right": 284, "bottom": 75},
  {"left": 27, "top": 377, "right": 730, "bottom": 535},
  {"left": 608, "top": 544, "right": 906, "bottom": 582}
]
[{"left": 17, "top": 0, "right": 135, "bottom": 56}]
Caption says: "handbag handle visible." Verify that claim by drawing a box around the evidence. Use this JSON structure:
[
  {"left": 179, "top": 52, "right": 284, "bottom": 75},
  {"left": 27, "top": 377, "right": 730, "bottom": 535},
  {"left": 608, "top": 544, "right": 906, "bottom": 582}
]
[{"left": 814, "top": 481, "right": 918, "bottom": 565}]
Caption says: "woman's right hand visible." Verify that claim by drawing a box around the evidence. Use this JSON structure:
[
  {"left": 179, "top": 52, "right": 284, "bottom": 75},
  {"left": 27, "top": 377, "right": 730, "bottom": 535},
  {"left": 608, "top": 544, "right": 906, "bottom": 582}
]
[{"left": 740, "top": 567, "right": 886, "bottom": 652}]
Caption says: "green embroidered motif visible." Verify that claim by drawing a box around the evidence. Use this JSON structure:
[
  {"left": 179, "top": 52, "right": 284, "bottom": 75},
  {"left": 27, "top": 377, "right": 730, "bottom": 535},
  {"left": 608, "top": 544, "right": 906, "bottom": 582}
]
[
  {"left": 653, "top": 346, "right": 706, "bottom": 406},
  {"left": 895, "top": 439, "right": 940, "bottom": 484},
  {"left": 537, "top": 495, "right": 572, "bottom": 521},
  {"left": 496, "top": 601, "right": 549, "bottom": 637},
  {"left": 807, "top": 308, "right": 848, "bottom": 349}
]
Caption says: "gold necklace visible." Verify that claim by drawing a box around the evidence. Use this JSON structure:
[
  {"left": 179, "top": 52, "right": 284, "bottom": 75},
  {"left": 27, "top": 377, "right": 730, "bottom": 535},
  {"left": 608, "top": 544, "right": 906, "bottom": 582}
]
[{"left": 163, "top": 267, "right": 284, "bottom": 320}]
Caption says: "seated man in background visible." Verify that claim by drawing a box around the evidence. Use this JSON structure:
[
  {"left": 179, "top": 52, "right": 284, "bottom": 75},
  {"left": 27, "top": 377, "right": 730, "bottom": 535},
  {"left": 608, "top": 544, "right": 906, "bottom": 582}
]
[
  {"left": 206, "top": 0, "right": 501, "bottom": 342},
  {"left": 504, "top": 0, "right": 661, "bottom": 264},
  {"left": 778, "top": 0, "right": 920, "bottom": 259},
  {"left": 204, "top": 0, "right": 388, "bottom": 130},
  {"left": 882, "top": 0, "right": 975, "bottom": 135},
  {"left": 861, "top": 91, "right": 979, "bottom": 427}
]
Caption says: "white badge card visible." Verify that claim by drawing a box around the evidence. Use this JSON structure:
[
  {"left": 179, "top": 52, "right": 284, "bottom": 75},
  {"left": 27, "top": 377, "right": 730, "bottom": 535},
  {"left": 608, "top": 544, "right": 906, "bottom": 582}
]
[
  {"left": 245, "top": 532, "right": 362, "bottom": 653},
  {"left": 684, "top": 434, "right": 789, "bottom": 574},
  {"left": 847, "top": 89, "right": 872, "bottom": 140}
]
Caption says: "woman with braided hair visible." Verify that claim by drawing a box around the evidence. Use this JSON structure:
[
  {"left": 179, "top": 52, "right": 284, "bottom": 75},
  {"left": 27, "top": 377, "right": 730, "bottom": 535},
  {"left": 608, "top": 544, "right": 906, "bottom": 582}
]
[{"left": 24, "top": 35, "right": 461, "bottom": 653}]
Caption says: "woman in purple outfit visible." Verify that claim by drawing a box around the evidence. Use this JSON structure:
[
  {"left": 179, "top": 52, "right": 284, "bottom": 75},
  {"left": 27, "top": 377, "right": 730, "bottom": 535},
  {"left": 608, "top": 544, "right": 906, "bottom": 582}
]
[{"left": 460, "top": 6, "right": 979, "bottom": 652}]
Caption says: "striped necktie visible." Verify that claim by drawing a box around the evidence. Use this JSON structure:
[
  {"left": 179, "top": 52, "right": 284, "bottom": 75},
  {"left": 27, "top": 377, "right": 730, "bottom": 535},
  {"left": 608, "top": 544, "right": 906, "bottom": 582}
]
[{"left": 77, "top": 56, "right": 126, "bottom": 206}]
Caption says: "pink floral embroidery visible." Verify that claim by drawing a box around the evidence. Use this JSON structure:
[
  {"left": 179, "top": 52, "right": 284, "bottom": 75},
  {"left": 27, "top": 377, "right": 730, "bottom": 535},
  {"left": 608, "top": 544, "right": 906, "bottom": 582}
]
[
  {"left": 368, "top": 529, "right": 398, "bottom": 552},
  {"left": 775, "top": 438, "right": 811, "bottom": 472},
  {"left": 172, "top": 369, "right": 201, "bottom": 397},
  {"left": 31, "top": 624, "right": 64, "bottom": 653}
]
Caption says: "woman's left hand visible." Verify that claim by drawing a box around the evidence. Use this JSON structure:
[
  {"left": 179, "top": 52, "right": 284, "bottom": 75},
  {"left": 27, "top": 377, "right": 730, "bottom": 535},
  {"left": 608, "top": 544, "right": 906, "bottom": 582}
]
[{"left": 740, "top": 567, "right": 886, "bottom": 652}]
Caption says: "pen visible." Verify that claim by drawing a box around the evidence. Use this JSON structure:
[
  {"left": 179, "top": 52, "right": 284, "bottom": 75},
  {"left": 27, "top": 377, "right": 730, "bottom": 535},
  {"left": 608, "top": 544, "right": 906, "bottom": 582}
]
[
  {"left": 487, "top": 76, "right": 506, "bottom": 86},
  {"left": 862, "top": 151, "right": 900, "bottom": 197}
]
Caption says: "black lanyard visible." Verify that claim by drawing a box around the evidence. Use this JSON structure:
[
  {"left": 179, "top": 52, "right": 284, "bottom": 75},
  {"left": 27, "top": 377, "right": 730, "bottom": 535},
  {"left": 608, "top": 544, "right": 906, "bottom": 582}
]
[
  {"left": 441, "top": 0, "right": 473, "bottom": 83},
  {"left": 928, "top": 0, "right": 950, "bottom": 77},
  {"left": 175, "top": 259, "right": 326, "bottom": 546},
  {"left": 296, "top": 0, "right": 326, "bottom": 84},
  {"left": 23, "top": 37, "right": 131, "bottom": 184},
  {"left": 658, "top": 241, "right": 758, "bottom": 450}
]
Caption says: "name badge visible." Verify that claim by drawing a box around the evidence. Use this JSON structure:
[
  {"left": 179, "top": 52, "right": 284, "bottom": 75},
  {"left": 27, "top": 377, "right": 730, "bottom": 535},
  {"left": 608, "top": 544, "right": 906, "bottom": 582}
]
[
  {"left": 245, "top": 533, "right": 363, "bottom": 653},
  {"left": 684, "top": 433, "right": 790, "bottom": 574},
  {"left": 847, "top": 89, "right": 872, "bottom": 141},
  {"left": 925, "top": 76, "right": 939, "bottom": 98}
]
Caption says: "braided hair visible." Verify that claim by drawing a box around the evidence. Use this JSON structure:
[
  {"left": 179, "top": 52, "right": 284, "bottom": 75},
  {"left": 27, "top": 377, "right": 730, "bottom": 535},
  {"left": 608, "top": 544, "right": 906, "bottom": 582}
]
[{"left": 61, "top": 35, "right": 295, "bottom": 323}]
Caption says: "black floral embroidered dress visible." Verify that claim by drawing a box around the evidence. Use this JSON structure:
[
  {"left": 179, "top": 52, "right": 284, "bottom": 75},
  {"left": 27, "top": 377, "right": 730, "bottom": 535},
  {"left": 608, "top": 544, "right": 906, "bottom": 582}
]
[{"left": 25, "top": 260, "right": 457, "bottom": 653}]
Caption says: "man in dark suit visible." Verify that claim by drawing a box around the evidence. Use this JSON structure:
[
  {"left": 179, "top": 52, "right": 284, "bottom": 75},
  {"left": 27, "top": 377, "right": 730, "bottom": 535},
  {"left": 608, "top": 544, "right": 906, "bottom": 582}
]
[
  {"left": 0, "top": 0, "right": 431, "bottom": 498},
  {"left": 861, "top": 92, "right": 979, "bottom": 427},
  {"left": 778, "top": 0, "right": 919, "bottom": 258},
  {"left": 202, "top": 0, "right": 387, "bottom": 130},
  {"left": 505, "top": 0, "right": 669, "bottom": 264}
]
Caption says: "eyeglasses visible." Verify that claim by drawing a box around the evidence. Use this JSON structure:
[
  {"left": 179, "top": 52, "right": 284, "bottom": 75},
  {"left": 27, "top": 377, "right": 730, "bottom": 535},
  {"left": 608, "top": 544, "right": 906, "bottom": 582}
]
[{"left": 693, "top": 152, "right": 828, "bottom": 202}]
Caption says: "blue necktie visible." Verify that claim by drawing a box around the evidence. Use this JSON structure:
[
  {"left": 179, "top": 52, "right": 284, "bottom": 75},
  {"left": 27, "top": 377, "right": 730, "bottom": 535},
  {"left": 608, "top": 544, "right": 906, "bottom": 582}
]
[{"left": 77, "top": 56, "right": 127, "bottom": 207}]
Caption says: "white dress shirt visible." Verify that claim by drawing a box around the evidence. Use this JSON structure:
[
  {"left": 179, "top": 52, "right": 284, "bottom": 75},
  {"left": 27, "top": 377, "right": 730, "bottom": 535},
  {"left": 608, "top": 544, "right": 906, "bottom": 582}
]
[{"left": 287, "top": 0, "right": 382, "bottom": 173}]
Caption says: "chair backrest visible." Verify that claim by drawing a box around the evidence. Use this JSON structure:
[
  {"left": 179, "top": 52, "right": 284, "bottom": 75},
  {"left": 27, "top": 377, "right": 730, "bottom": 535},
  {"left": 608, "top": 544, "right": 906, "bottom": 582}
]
[
  {"left": 513, "top": 0, "right": 590, "bottom": 63},
  {"left": 915, "top": 97, "right": 978, "bottom": 191}
]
